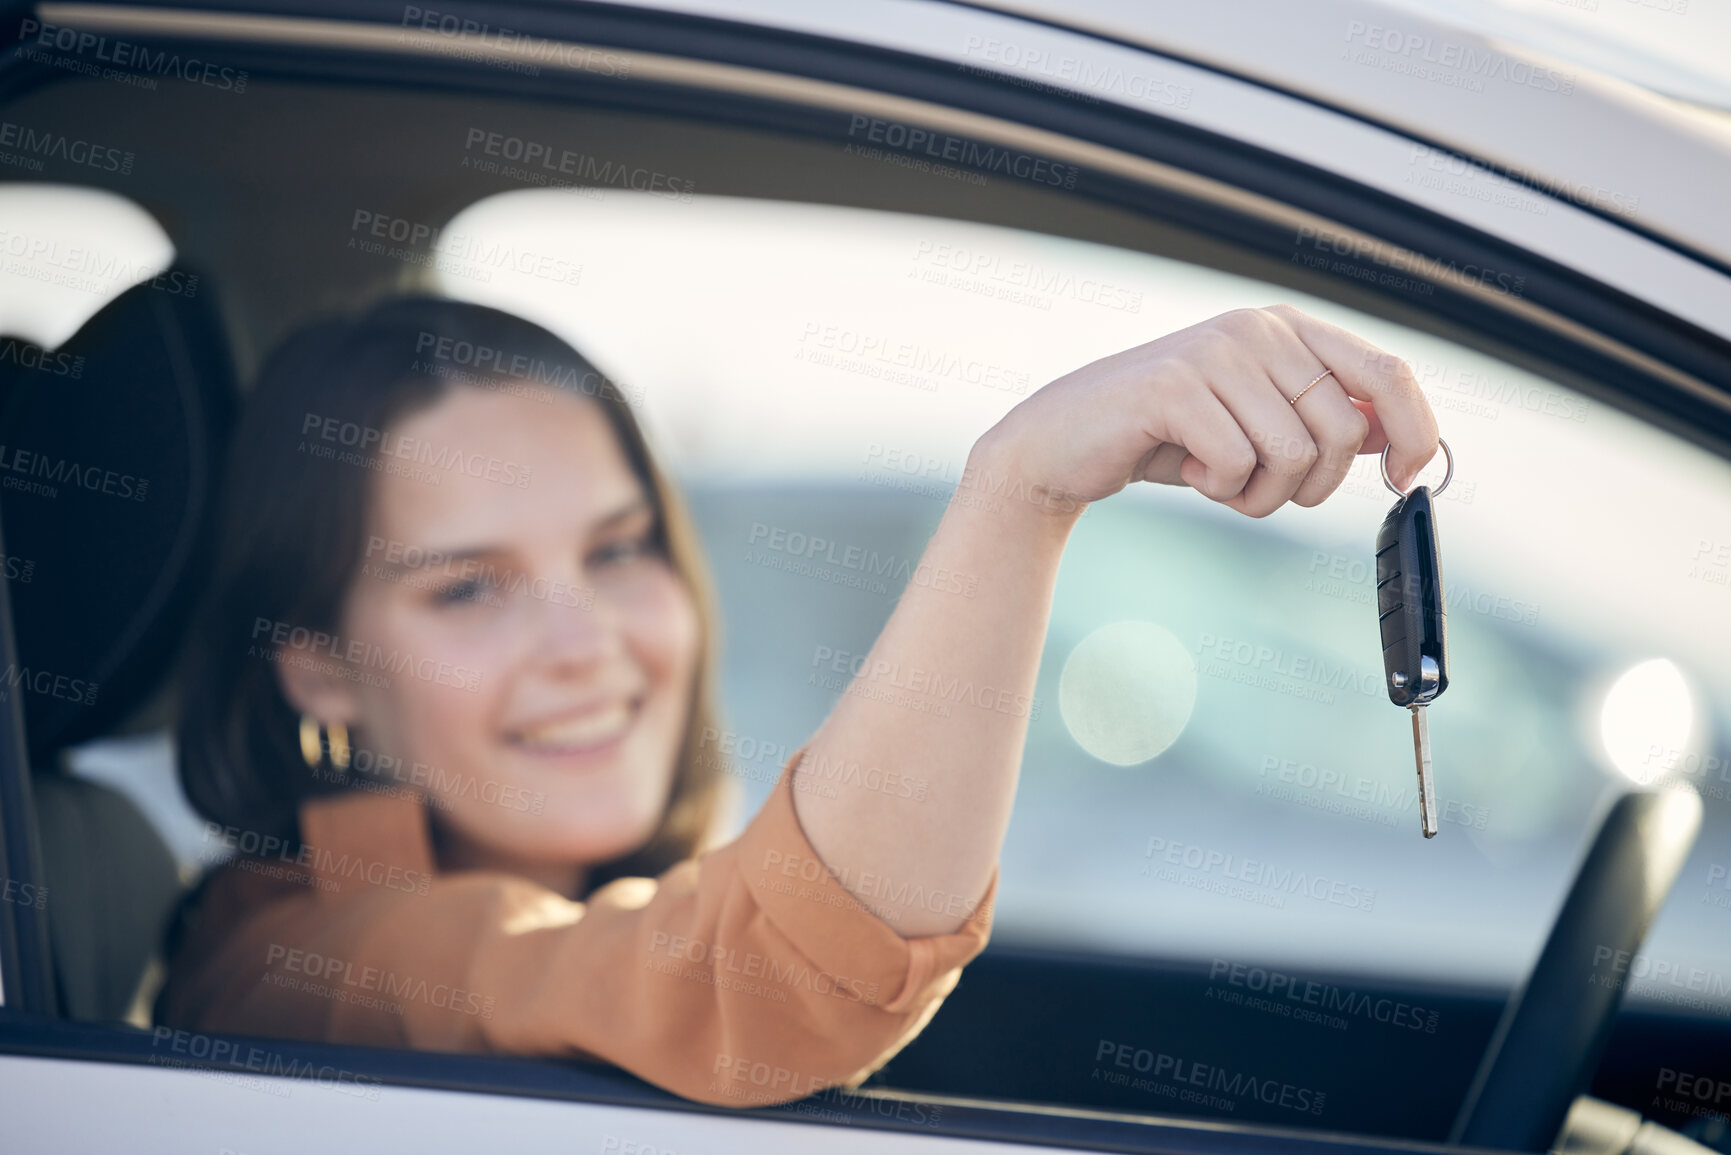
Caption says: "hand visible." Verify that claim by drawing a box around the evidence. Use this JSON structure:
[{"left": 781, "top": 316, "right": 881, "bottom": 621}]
[{"left": 975, "top": 305, "right": 1440, "bottom": 518}]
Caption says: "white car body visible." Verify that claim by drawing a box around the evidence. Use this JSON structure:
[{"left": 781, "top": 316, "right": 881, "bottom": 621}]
[{"left": 3, "top": 0, "right": 1726, "bottom": 1151}]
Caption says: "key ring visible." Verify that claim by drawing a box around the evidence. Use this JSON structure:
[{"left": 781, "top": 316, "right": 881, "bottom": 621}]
[{"left": 1381, "top": 437, "right": 1452, "bottom": 498}]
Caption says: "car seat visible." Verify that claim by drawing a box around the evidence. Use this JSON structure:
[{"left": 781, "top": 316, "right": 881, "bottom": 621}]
[{"left": 0, "top": 268, "right": 235, "bottom": 1021}]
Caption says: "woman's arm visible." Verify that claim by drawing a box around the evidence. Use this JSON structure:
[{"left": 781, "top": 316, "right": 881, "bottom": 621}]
[{"left": 792, "top": 305, "right": 1440, "bottom": 937}]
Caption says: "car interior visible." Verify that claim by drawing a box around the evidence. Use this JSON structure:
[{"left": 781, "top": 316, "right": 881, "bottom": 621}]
[{"left": 1, "top": 4, "right": 1729, "bottom": 1153}]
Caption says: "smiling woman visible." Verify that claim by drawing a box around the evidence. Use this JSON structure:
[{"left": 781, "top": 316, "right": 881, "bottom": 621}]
[
  {"left": 153, "top": 274, "right": 1444, "bottom": 1103},
  {"left": 154, "top": 294, "right": 1001, "bottom": 1103},
  {"left": 167, "top": 297, "right": 728, "bottom": 891}
]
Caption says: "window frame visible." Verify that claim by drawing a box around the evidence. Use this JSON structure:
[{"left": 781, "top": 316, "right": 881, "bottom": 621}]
[{"left": 1, "top": 0, "right": 1728, "bottom": 1144}]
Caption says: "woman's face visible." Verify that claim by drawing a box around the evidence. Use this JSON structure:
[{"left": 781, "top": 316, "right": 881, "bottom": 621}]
[{"left": 291, "top": 383, "right": 700, "bottom": 880}]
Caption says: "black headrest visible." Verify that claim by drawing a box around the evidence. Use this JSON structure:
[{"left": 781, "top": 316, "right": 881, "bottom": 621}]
[{"left": 0, "top": 269, "right": 235, "bottom": 762}]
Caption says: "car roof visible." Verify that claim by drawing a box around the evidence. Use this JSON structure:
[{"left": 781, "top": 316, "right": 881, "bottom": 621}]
[
  {"left": 955, "top": 0, "right": 1731, "bottom": 268},
  {"left": 611, "top": 0, "right": 1731, "bottom": 270}
]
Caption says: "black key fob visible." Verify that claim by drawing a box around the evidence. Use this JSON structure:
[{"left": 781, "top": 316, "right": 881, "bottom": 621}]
[{"left": 1375, "top": 485, "right": 1448, "bottom": 708}]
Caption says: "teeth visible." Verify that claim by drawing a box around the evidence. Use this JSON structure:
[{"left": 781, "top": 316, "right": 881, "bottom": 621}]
[{"left": 517, "top": 703, "right": 632, "bottom": 750}]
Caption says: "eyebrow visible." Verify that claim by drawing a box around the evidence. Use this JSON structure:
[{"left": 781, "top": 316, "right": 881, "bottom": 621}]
[{"left": 383, "top": 496, "right": 654, "bottom": 573}]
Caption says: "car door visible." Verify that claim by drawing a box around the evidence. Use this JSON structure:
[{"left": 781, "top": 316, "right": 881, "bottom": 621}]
[{"left": 1, "top": 2, "right": 1728, "bottom": 1152}]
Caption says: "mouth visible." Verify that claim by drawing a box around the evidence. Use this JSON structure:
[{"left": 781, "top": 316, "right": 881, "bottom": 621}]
[{"left": 508, "top": 698, "right": 639, "bottom": 755}]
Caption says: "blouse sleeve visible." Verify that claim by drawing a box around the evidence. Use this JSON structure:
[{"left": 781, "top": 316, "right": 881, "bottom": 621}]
[{"left": 157, "top": 744, "right": 998, "bottom": 1106}]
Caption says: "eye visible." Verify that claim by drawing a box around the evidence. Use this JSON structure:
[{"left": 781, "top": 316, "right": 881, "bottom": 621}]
[
  {"left": 591, "top": 533, "right": 654, "bottom": 567},
  {"left": 432, "top": 578, "right": 496, "bottom": 607},
  {"left": 588, "top": 522, "right": 654, "bottom": 567}
]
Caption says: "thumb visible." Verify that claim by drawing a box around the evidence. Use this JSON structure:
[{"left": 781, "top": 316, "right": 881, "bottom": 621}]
[
  {"left": 1354, "top": 398, "right": 1391, "bottom": 455},
  {"left": 1179, "top": 452, "right": 1232, "bottom": 497}
]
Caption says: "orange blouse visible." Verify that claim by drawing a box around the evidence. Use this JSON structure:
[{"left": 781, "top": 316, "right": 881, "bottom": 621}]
[{"left": 156, "top": 745, "right": 998, "bottom": 1105}]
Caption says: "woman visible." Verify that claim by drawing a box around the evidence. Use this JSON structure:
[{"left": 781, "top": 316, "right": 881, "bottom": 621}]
[{"left": 158, "top": 295, "right": 1438, "bottom": 1105}]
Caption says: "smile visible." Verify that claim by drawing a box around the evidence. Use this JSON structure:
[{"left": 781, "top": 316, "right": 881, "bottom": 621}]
[{"left": 508, "top": 700, "right": 637, "bottom": 754}]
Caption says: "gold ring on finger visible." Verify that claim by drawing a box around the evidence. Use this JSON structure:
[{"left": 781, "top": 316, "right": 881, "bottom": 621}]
[{"left": 1288, "top": 368, "right": 1333, "bottom": 406}]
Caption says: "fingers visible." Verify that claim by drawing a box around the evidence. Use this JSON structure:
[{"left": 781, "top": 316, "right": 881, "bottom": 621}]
[
  {"left": 1166, "top": 378, "right": 1259, "bottom": 502},
  {"left": 1255, "top": 318, "right": 1373, "bottom": 507},
  {"left": 1208, "top": 358, "right": 1316, "bottom": 518},
  {"left": 1288, "top": 380, "right": 1370, "bottom": 506},
  {"left": 1140, "top": 305, "right": 1436, "bottom": 517},
  {"left": 1265, "top": 304, "right": 1439, "bottom": 490},
  {"left": 1201, "top": 310, "right": 1372, "bottom": 514}
]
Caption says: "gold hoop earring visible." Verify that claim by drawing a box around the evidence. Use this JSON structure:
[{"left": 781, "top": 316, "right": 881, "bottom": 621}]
[
  {"left": 299, "top": 715, "right": 322, "bottom": 768},
  {"left": 299, "top": 715, "right": 352, "bottom": 772},
  {"left": 328, "top": 721, "right": 351, "bottom": 771}
]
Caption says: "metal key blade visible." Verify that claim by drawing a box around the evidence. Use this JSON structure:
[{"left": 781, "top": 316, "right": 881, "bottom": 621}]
[{"left": 1411, "top": 705, "right": 1438, "bottom": 838}]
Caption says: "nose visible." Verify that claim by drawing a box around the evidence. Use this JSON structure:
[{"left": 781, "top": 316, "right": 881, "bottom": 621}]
[{"left": 529, "top": 575, "right": 620, "bottom": 673}]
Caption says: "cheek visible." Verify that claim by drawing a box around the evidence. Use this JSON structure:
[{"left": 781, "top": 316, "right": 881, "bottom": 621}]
[
  {"left": 616, "top": 567, "right": 701, "bottom": 689},
  {"left": 340, "top": 597, "right": 509, "bottom": 766},
  {"left": 355, "top": 670, "right": 501, "bottom": 786}
]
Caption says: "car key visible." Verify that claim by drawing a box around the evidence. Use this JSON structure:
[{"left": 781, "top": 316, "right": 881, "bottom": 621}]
[{"left": 1374, "top": 439, "right": 1452, "bottom": 838}]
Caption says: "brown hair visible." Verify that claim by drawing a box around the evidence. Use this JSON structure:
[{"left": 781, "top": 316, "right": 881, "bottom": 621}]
[{"left": 175, "top": 296, "right": 725, "bottom": 890}]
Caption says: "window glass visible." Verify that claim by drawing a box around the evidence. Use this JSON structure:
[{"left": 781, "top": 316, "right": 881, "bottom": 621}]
[{"left": 431, "top": 189, "right": 1731, "bottom": 999}]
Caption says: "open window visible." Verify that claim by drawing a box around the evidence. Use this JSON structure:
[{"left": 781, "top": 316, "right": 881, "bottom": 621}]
[{"left": 1, "top": 2, "right": 1728, "bottom": 1151}]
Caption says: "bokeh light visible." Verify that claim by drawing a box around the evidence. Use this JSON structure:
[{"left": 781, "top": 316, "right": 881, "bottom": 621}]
[
  {"left": 1059, "top": 620, "right": 1197, "bottom": 765},
  {"left": 1599, "top": 658, "right": 1693, "bottom": 785}
]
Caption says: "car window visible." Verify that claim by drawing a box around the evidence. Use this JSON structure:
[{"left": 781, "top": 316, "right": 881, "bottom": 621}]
[
  {"left": 3, "top": 42, "right": 1726, "bottom": 1139},
  {"left": 432, "top": 188, "right": 1731, "bottom": 999}
]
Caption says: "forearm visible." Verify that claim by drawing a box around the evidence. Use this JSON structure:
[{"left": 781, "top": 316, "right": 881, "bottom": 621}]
[
  {"left": 791, "top": 432, "right": 1082, "bottom": 937},
  {"left": 786, "top": 306, "right": 1440, "bottom": 939}
]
